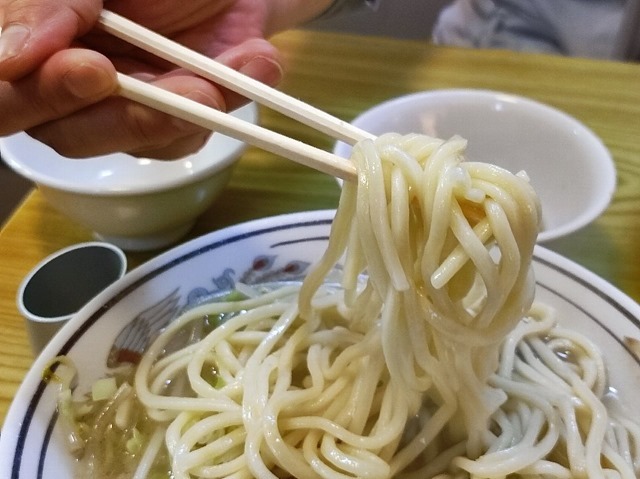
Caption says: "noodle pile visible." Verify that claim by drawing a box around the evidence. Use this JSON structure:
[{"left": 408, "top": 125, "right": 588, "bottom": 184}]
[{"left": 57, "top": 133, "right": 640, "bottom": 478}]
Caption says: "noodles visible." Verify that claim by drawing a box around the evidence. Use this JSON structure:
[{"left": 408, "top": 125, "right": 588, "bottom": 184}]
[{"left": 55, "top": 133, "right": 639, "bottom": 478}]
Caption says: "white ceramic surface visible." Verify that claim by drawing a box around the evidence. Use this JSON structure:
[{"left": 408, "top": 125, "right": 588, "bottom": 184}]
[
  {"left": 0, "top": 103, "right": 258, "bottom": 251},
  {"left": 334, "top": 90, "right": 616, "bottom": 243},
  {"left": 0, "top": 210, "right": 639, "bottom": 478}
]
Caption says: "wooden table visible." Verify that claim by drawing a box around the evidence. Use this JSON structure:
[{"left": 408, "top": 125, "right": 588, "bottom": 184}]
[{"left": 1, "top": 29, "right": 640, "bottom": 425}]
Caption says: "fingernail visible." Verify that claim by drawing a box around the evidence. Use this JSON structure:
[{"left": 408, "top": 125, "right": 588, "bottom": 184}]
[
  {"left": 63, "top": 63, "right": 115, "bottom": 99},
  {"left": 239, "top": 56, "right": 283, "bottom": 86},
  {"left": 0, "top": 24, "right": 31, "bottom": 62}
]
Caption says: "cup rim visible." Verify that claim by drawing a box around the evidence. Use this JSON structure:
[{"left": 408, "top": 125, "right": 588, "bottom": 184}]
[
  {"left": 17, "top": 241, "right": 127, "bottom": 323},
  {"left": 0, "top": 103, "right": 257, "bottom": 195},
  {"left": 333, "top": 88, "right": 616, "bottom": 243}
]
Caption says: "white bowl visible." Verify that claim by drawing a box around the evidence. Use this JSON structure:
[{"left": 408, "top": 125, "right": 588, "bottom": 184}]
[
  {"left": 0, "top": 210, "right": 639, "bottom": 478},
  {"left": 334, "top": 89, "right": 616, "bottom": 243},
  {"left": 0, "top": 103, "right": 258, "bottom": 251}
]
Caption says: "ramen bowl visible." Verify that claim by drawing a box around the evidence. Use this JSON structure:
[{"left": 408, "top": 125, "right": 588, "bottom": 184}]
[
  {"left": 0, "top": 210, "right": 639, "bottom": 478},
  {"left": 334, "top": 89, "right": 616, "bottom": 242},
  {"left": 0, "top": 103, "right": 258, "bottom": 251}
]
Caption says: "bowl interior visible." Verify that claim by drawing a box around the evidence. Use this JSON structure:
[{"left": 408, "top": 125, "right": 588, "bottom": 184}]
[
  {"left": 0, "top": 102, "right": 258, "bottom": 194},
  {"left": 334, "top": 90, "right": 616, "bottom": 242}
]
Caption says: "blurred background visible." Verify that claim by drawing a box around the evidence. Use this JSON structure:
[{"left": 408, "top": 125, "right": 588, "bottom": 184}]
[
  {"left": 0, "top": 0, "right": 451, "bottom": 226},
  {"left": 311, "top": 0, "right": 449, "bottom": 39}
]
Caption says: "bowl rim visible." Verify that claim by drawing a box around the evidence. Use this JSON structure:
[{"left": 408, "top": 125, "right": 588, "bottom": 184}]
[
  {"left": 333, "top": 88, "right": 617, "bottom": 243},
  {"left": 0, "top": 102, "right": 258, "bottom": 196},
  {"left": 2, "top": 209, "right": 640, "bottom": 478}
]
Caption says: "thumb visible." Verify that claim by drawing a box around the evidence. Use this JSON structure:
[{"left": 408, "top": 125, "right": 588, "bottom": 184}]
[{"left": 0, "top": 0, "right": 101, "bottom": 80}]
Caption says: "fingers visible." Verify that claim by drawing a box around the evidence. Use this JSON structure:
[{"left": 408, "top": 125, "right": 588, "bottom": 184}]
[
  {"left": 0, "top": 2, "right": 284, "bottom": 159},
  {"left": 26, "top": 72, "right": 226, "bottom": 159},
  {"left": 214, "top": 37, "right": 283, "bottom": 110},
  {"left": 0, "top": 0, "right": 102, "bottom": 80},
  {"left": 0, "top": 48, "right": 117, "bottom": 136},
  {"left": 0, "top": 37, "right": 278, "bottom": 160},
  {"left": 127, "top": 131, "right": 212, "bottom": 160}
]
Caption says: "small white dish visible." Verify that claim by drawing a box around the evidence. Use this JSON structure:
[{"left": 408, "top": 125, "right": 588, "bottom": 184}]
[
  {"left": 17, "top": 241, "right": 127, "bottom": 355},
  {"left": 0, "top": 103, "right": 258, "bottom": 251},
  {"left": 334, "top": 89, "right": 616, "bottom": 243},
  {"left": 0, "top": 210, "right": 639, "bottom": 478}
]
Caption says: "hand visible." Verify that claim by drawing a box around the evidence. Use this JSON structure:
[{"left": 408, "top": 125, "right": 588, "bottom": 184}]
[{"left": 0, "top": 0, "right": 294, "bottom": 159}]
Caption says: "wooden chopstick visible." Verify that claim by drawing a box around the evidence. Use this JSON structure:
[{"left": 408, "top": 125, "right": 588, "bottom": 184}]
[
  {"left": 97, "top": 10, "right": 374, "bottom": 146},
  {"left": 117, "top": 73, "right": 358, "bottom": 181}
]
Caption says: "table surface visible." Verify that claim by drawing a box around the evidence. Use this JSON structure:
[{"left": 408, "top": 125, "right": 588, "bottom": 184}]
[{"left": 1, "top": 29, "right": 640, "bottom": 425}]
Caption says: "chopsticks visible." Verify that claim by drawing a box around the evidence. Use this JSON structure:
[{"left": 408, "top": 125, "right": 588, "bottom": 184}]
[
  {"left": 97, "top": 10, "right": 372, "bottom": 181},
  {"left": 117, "top": 74, "right": 357, "bottom": 180}
]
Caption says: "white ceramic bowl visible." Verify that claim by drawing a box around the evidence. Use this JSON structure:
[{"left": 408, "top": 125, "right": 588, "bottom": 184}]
[
  {"left": 334, "top": 89, "right": 616, "bottom": 243},
  {"left": 0, "top": 210, "right": 639, "bottom": 478},
  {"left": 0, "top": 103, "right": 258, "bottom": 251}
]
